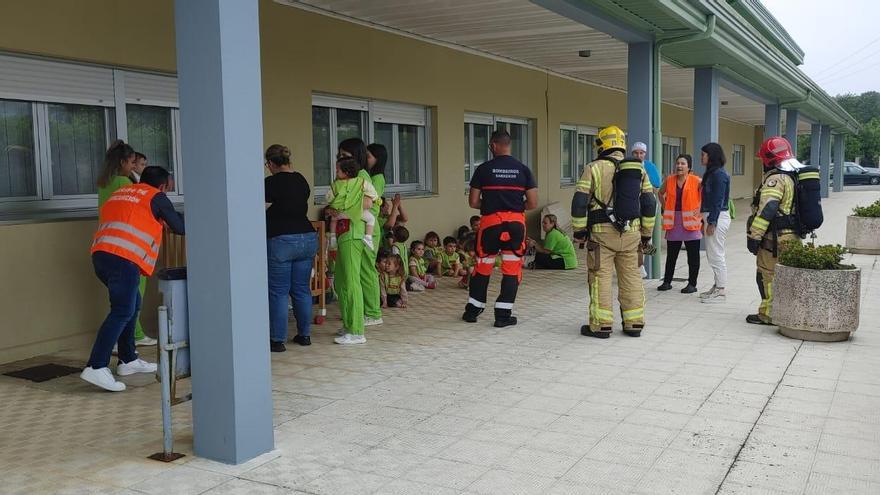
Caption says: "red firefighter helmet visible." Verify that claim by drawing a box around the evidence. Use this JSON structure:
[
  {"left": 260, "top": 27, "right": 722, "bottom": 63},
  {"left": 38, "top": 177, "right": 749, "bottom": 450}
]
[{"left": 757, "top": 136, "right": 794, "bottom": 168}]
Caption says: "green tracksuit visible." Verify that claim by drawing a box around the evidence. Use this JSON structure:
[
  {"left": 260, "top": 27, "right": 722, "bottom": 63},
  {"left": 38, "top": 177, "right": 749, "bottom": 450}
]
[
  {"left": 331, "top": 174, "right": 367, "bottom": 335},
  {"left": 361, "top": 171, "right": 384, "bottom": 320}
]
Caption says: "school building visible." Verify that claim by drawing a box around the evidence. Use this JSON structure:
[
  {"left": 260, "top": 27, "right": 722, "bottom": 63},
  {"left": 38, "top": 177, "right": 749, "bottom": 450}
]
[{"left": 0, "top": 0, "right": 859, "bottom": 463}]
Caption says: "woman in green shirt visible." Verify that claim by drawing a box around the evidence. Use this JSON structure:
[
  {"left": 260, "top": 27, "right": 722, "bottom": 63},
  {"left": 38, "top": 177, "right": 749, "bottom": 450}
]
[
  {"left": 96, "top": 141, "right": 154, "bottom": 346},
  {"left": 528, "top": 214, "right": 577, "bottom": 270}
]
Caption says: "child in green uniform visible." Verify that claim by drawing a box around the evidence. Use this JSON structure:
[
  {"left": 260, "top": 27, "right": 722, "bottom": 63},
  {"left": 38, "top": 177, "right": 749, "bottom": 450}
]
[
  {"left": 380, "top": 254, "right": 408, "bottom": 308},
  {"left": 327, "top": 163, "right": 379, "bottom": 251},
  {"left": 424, "top": 231, "right": 442, "bottom": 275},
  {"left": 390, "top": 225, "right": 410, "bottom": 277},
  {"left": 440, "top": 236, "right": 467, "bottom": 277},
  {"left": 527, "top": 214, "right": 578, "bottom": 270},
  {"left": 408, "top": 241, "right": 436, "bottom": 290},
  {"left": 458, "top": 239, "right": 477, "bottom": 288}
]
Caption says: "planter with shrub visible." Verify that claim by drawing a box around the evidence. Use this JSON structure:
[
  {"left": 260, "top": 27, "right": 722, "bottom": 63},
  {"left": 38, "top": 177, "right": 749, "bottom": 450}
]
[
  {"left": 846, "top": 199, "right": 880, "bottom": 255},
  {"left": 772, "top": 242, "right": 860, "bottom": 342}
]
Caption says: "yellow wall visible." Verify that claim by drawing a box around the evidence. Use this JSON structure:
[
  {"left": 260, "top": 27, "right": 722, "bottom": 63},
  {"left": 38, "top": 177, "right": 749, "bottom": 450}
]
[{"left": 0, "top": 0, "right": 758, "bottom": 361}]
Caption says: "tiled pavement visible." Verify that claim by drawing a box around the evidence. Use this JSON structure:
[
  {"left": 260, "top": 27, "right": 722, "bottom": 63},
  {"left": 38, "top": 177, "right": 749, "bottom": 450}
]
[{"left": 1, "top": 189, "right": 878, "bottom": 494}]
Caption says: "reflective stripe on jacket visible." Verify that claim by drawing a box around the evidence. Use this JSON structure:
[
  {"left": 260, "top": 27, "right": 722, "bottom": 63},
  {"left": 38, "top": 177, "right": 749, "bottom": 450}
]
[
  {"left": 91, "top": 183, "right": 163, "bottom": 276},
  {"left": 662, "top": 174, "right": 702, "bottom": 231}
]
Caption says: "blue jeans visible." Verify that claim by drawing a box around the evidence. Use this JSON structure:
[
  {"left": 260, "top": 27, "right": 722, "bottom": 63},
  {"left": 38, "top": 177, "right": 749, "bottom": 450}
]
[
  {"left": 87, "top": 251, "right": 140, "bottom": 369},
  {"left": 268, "top": 232, "right": 318, "bottom": 342}
]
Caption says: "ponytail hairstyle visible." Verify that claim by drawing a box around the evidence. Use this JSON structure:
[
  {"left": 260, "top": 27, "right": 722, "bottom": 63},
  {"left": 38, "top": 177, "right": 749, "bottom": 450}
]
[
  {"left": 97, "top": 139, "right": 135, "bottom": 188},
  {"left": 366, "top": 143, "right": 388, "bottom": 178},
  {"left": 265, "top": 144, "right": 292, "bottom": 167}
]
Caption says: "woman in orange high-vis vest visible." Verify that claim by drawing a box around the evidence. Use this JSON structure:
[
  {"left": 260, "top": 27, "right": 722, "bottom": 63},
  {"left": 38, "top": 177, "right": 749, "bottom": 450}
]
[
  {"left": 657, "top": 154, "right": 702, "bottom": 293},
  {"left": 81, "top": 156, "right": 185, "bottom": 393}
]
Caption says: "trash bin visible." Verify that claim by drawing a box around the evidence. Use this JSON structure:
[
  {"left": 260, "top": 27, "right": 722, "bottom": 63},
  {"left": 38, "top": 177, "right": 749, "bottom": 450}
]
[{"left": 157, "top": 267, "right": 190, "bottom": 379}]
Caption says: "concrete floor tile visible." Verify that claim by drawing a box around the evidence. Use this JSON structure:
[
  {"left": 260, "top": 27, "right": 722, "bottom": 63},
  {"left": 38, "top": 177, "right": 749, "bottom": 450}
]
[
  {"left": 606, "top": 422, "right": 680, "bottom": 448},
  {"left": 301, "top": 467, "right": 394, "bottom": 495},
  {"left": 724, "top": 460, "right": 809, "bottom": 493},
  {"left": 584, "top": 438, "right": 664, "bottom": 468},
  {"left": 632, "top": 468, "right": 719, "bottom": 495},
  {"left": 562, "top": 458, "right": 647, "bottom": 491},
  {"left": 804, "top": 472, "right": 880, "bottom": 495},
  {"left": 436, "top": 438, "right": 517, "bottom": 466},
  {"left": 523, "top": 430, "right": 601, "bottom": 458},
  {"left": 381, "top": 430, "right": 458, "bottom": 457},
  {"left": 202, "top": 478, "right": 293, "bottom": 495},
  {"left": 546, "top": 479, "right": 622, "bottom": 495},
  {"left": 468, "top": 469, "right": 557, "bottom": 495},
  {"left": 402, "top": 458, "right": 489, "bottom": 490},
  {"left": 129, "top": 466, "right": 232, "bottom": 495},
  {"left": 496, "top": 446, "right": 580, "bottom": 478},
  {"left": 374, "top": 479, "right": 458, "bottom": 495},
  {"left": 812, "top": 451, "right": 880, "bottom": 482}
]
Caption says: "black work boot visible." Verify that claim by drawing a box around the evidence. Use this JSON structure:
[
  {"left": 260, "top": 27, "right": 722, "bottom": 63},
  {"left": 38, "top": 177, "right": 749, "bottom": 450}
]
[
  {"left": 746, "top": 314, "right": 773, "bottom": 325},
  {"left": 581, "top": 325, "right": 611, "bottom": 339},
  {"left": 494, "top": 316, "right": 518, "bottom": 328},
  {"left": 623, "top": 324, "right": 643, "bottom": 337},
  {"left": 462, "top": 303, "right": 483, "bottom": 323}
]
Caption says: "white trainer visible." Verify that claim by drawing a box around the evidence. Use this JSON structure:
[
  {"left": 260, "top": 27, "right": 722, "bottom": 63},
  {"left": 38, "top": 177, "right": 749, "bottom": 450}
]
[
  {"left": 80, "top": 367, "right": 126, "bottom": 392},
  {"left": 364, "top": 317, "right": 384, "bottom": 326},
  {"left": 135, "top": 336, "right": 157, "bottom": 347},
  {"left": 699, "top": 285, "right": 717, "bottom": 299},
  {"left": 700, "top": 287, "right": 727, "bottom": 304},
  {"left": 117, "top": 358, "right": 158, "bottom": 376},
  {"left": 334, "top": 334, "right": 366, "bottom": 345},
  {"left": 363, "top": 235, "right": 375, "bottom": 251}
]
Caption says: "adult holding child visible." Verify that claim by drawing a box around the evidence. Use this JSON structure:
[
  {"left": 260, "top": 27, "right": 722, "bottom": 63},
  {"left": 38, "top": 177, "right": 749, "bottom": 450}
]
[
  {"left": 264, "top": 144, "right": 317, "bottom": 352},
  {"left": 527, "top": 214, "right": 577, "bottom": 270},
  {"left": 657, "top": 154, "right": 702, "bottom": 293}
]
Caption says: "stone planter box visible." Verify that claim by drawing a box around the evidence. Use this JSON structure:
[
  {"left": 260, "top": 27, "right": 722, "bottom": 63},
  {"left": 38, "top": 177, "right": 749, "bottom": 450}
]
[
  {"left": 772, "top": 264, "right": 860, "bottom": 342},
  {"left": 846, "top": 215, "right": 880, "bottom": 255}
]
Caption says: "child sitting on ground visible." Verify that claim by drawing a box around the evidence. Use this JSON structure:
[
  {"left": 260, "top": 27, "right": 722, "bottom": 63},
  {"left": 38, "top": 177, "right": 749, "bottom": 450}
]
[
  {"left": 380, "top": 254, "right": 408, "bottom": 308},
  {"left": 458, "top": 238, "right": 476, "bottom": 289},
  {"left": 439, "top": 236, "right": 467, "bottom": 277},
  {"left": 469, "top": 215, "right": 481, "bottom": 234},
  {"left": 424, "top": 231, "right": 442, "bottom": 274},
  {"left": 408, "top": 240, "right": 436, "bottom": 290},
  {"left": 326, "top": 157, "right": 378, "bottom": 251}
]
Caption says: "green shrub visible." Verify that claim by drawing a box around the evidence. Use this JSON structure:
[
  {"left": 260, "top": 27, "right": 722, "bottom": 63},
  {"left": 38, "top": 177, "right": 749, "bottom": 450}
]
[
  {"left": 779, "top": 241, "right": 853, "bottom": 270},
  {"left": 852, "top": 198, "right": 880, "bottom": 217}
]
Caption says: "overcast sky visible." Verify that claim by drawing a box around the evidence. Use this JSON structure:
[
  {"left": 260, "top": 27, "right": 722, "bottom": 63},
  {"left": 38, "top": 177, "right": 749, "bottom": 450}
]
[{"left": 762, "top": 0, "right": 879, "bottom": 96}]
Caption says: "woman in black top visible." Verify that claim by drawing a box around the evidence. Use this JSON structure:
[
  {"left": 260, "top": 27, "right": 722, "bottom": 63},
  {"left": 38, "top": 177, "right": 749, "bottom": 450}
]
[{"left": 264, "top": 144, "right": 317, "bottom": 351}]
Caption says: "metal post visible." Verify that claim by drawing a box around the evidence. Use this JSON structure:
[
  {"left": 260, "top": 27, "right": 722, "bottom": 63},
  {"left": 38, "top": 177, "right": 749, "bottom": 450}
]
[
  {"left": 833, "top": 134, "right": 845, "bottom": 193},
  {"left": 785, "top": 108, "right": 800, "bottom": 156},
  {"left": 149, "top": 306, "right": 184, "bottom": 462}
]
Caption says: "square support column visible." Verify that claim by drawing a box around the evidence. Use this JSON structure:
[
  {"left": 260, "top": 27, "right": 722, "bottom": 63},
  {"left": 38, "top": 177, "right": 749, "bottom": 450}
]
[
  {"left": 764, "top": 104, "right": 781, "bottom": 139},
  {"left": 626, "top": 42, "right": 660, "bottom": 278},
  {"left": 693, "top": 68, "right": 720, "bottom": 175},
  {"left": 819, "top": 125, "right": 832, "bottom": 198},
  {"left": 175, "top": 0, "right": 274, "bottom": 464},
  {"left": 785, "top": 108, "right": 800, "bottom": 156},
  {"left": 810, "top": 123, "right": 822, "bottom": 170},
  {"left": 833, "top": 134, "right": 845, "bottom": 193}
]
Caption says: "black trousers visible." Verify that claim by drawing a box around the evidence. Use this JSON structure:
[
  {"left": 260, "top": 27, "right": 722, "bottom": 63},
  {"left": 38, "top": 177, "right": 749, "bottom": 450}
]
[
  {"left": 534, "top": 252, "right": 566, "bottom": 270},
  {"left": 663, "top": 239, "right": 700, "bottom": 285}
]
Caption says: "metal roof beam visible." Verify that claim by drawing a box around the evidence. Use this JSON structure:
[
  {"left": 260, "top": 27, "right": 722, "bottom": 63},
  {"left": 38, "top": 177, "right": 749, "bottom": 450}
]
[{"left": 529, "top": 0, "right": 653, "bottom": 43}]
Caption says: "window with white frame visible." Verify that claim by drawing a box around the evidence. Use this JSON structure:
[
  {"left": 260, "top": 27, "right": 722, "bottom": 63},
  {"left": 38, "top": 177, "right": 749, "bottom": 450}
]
[
  {"left": 0, "top": 54, "right": 181, "bottom": 218},
  {"left": 464, "top": 112, "right": 533, "bottom": 184},
  {"left": 560, "top": 125, "right": 597, "bottom": 185},
  {"left": 311, "top": 95, "right": 431, "bottom": 195},
  {"left": 661, "top": 136, "right": 685, "bottom": 176},
  {"left": 732, "top": 144, "right": 745, "bottom": 176}
]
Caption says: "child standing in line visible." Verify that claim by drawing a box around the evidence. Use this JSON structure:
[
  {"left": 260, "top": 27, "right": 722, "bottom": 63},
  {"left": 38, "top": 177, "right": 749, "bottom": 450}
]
[
  {"left": 380, "top": 254, "right": 408, "bottom": 308},
  {"left": 458, "top": 238, "right": 477, "bottom": 289},
  {"left": 326, "top": 157, "right": 379, "bottom": 251},
  {"left": 440, "top": 236, "right": 467, "bottom": 277},
  {"left": 424, "top": 231, "right": 442, "bottom": 274},
  {"left": 390, "top": 225, "right": 410, "bottom": 274},
  {"left": 408, "top": 240, "right": 436, "bottom": 290}
]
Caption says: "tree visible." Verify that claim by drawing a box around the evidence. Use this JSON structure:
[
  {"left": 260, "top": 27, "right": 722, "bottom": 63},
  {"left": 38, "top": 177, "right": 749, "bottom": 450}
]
[{"left": 833, "top": 92, "right": 880, "bottom": 166}]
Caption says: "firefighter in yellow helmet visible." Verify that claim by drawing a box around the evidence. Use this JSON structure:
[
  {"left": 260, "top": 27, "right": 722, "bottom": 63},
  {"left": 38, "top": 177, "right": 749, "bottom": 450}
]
[{"left": 571, "top": 125, "right": 656, "bottom": 338}]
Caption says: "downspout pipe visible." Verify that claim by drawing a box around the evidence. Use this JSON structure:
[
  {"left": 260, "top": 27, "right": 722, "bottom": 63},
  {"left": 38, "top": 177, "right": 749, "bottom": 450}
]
[{"left": 649, "top": 14, "right": 716, "bottom": 278}]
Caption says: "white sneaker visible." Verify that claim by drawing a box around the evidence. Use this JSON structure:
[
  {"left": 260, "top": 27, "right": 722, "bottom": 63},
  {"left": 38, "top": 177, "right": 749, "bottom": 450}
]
[
  {"left": 117, "top": 358, "right": 158, "bottom": 376},
  {"left": 334, "top": 333, "right": 366, "bottom": 345},
  {"left": 699, "top": 285, "right": 717, "bottom": 299},
  {"left": 640, "top": 265, "right": 648, "bottom": 279},
  {"left": 364, "top": 317, "right": 384, "bottom": 326},
  {"left": 135, "top": 336, "right": 157, "bottom": 347},
  {"left": 80, "top": 367, "right": 126, "bottom": 392},
  {"left": 700, "top": 288, "right": 726, "bottom": 304},
  {"left": 363, "top": 235, "right": 375, "bottom": 251}
]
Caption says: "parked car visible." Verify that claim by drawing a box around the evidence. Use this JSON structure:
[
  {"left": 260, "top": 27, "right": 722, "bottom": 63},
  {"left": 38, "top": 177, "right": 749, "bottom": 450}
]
[{"left": 833, "top": 162, "right": 880, "bottom": 185}]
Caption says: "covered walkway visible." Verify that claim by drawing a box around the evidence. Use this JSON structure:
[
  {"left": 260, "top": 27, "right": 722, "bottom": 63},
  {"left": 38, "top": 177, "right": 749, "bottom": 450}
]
[{"left": 2, "top": 188, "right": 877, "bottom": 494}]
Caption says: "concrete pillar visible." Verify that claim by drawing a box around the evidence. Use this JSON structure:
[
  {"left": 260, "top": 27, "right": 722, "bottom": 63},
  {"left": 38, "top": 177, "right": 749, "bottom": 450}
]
[
  {"left": 626, "top": 42, "right": 660, "bottom": 279},
  {"left": 785, "top": 108, "right": 800, "bottom": 156},
  {"left": 819, "top": 125, "right": 832, "bottom": 198},
  {"left": 810, "top": 123, "right": 822, "bottom": 170},
  {"left": 692, "top": 68, "right": 720, "bottom": 175},
  {"left": 175, "top": 0, "right": 274, "bottom": 464},
  {"left": 833, "top": 134, "right": 845, "bottom": 193},
  {"left": 764, "top": 104, "right": 781, "bottom": 139}
]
